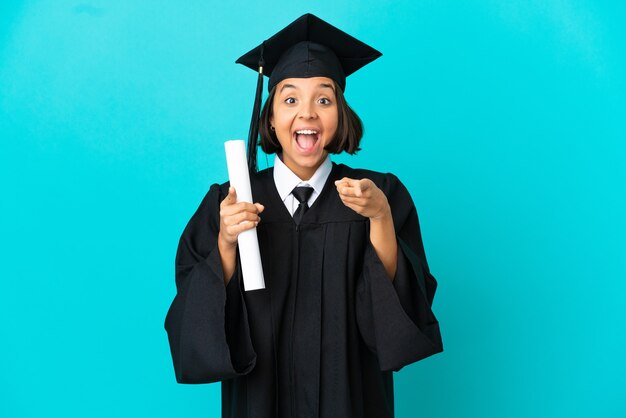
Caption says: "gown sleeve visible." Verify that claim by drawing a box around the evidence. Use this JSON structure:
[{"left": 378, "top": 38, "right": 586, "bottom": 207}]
[
  {"left": 164, "top": 183, "right": 256, "bottom": 383},
  {"left": 356, "top": 174, "right": 443, "bottom": 372}
]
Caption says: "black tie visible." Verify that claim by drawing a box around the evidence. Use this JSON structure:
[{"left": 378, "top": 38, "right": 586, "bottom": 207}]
[{"left": 292, "top": 186, "right": 314, "bottom": 225}]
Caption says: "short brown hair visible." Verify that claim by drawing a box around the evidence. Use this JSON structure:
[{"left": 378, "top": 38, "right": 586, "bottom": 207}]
[{"left": 258, "top": 81, "right": 363, "bottom": 155}]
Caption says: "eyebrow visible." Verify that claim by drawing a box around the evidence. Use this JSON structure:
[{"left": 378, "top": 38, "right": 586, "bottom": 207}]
[
  {"left": 280, "top": 84, "right": 296, "bottom": 93},
  {"left": 279, "top": 83, "right": 336, "bottom": 93}
]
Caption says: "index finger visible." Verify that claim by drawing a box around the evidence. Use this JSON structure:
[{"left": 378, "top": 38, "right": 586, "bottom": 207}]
[
  {"left": 220, "top": 201, "right": 262, "bottom": 216},
  {"left": 335, "top": 177, "right": 363, "bottom": 189}
]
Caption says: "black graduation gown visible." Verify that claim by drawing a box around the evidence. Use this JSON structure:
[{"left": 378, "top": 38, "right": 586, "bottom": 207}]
[{"left": 164, "top": 163, "right": 443, "bottom": 418}]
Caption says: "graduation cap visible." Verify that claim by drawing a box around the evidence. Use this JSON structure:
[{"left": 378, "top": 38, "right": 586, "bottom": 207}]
[{"left": 236, "top": 13, "right": 382, "bottom": 172}]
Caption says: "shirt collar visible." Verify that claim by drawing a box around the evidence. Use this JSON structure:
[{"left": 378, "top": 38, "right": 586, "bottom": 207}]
[{"left": 273, "top": 154, "right": 332, "bottom": 201}]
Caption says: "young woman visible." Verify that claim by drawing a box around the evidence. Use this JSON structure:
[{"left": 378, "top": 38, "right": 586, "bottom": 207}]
[{"left": 165, "top": 14, "right": 443, "bottom": 418}]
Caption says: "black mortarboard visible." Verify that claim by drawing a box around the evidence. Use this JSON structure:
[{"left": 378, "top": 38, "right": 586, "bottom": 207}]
[{"left": 236, "top": 13, "right": 382, "bottom": 172}]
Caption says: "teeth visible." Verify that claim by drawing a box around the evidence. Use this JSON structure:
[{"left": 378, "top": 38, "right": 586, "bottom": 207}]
[{"left": 296, "top": 129, "right": 318, "bottom": 135}]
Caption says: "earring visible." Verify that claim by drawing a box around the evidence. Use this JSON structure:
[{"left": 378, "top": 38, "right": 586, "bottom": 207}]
[{"left": 270, "top": 126, "right": 275, "bottom": 131}]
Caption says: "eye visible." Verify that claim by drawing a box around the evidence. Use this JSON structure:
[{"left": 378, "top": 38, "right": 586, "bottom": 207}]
[
  {"left": 318, "top": 97, "right": 332, "bottom": 105},
  {"left": 284, "top": 97, "right": 296, "bottom": 104}
]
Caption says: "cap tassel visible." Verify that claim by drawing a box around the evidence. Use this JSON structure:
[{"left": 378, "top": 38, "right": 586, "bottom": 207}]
[{"left": 247, "top": 43, "right": 265, "bottom": 173}]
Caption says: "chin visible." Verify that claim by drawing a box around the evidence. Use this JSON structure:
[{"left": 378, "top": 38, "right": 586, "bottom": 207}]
[{"left": 300, "top": 152, "right": 327, "bottom": 167}]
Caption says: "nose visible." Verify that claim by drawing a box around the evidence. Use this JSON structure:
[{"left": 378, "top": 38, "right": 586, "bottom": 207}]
[{"left": 298, "top": 101, "right": 318, "bottom": 119}]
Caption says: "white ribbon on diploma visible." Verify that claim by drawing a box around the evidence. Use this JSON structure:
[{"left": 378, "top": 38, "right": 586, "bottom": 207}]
[{"left": 224, "top": 140, "right": 266, "bottom": 291}]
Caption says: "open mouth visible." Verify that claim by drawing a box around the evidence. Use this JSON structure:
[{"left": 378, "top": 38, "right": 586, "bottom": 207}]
[{"left": 294, "top": 129, "right": 320, "bottom": 152}]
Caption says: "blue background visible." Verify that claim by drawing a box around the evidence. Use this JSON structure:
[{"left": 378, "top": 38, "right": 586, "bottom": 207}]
[{"left": 1, "top": 1, "right": 625, "bottom": 417}]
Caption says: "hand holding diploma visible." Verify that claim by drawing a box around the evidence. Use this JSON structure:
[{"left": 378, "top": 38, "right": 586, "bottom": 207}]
[
  {"left": 217, "top": 187, "right": 264, "bottom": 285},
  {"left": 218, "top": 187, "right": 264, "bottom": 245}
]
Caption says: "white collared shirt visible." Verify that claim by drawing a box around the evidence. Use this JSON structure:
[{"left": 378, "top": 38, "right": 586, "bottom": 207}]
[{"left": 273, "top": 154, "right": 332, "bottom": 217}]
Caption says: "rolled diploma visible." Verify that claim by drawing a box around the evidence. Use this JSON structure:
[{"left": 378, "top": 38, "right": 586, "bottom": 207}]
[{"left": 224, "top": 140, "right": 265, "bottom": 291}]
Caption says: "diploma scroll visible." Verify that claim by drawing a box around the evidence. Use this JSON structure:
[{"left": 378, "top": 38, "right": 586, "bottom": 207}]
[{"left": 224, "top": 140, "right": 266, "bottom": 291}]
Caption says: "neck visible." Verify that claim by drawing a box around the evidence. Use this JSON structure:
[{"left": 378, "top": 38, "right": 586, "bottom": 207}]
[{"left": 292, "top": 166, "right": 316, "bottom": 181}]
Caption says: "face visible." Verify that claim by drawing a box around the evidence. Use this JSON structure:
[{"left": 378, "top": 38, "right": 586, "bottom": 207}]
[{"left": 270, "top": 76, "right": 339, "bottom": 180}]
